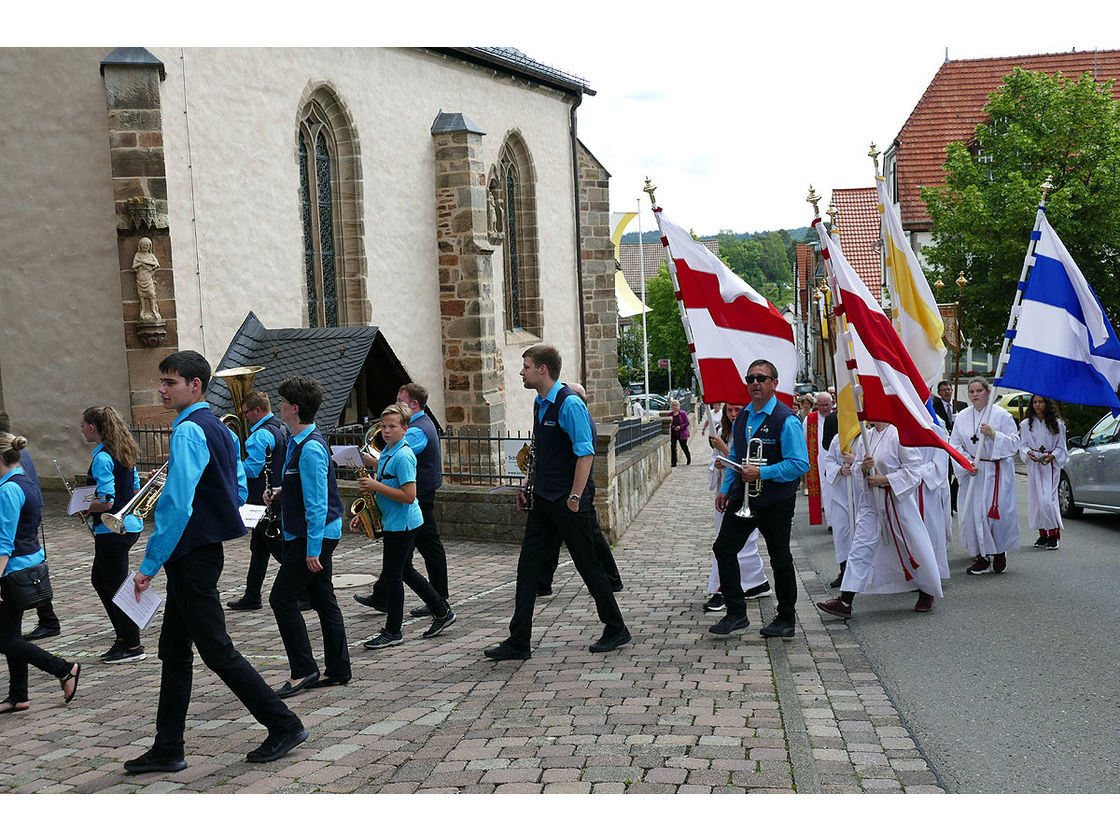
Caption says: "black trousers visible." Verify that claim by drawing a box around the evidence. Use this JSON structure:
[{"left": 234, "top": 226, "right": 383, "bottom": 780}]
[
  {"left": 671, "top": 436, "right": 692, "bottom": 466},
  {"left": 0, "top": 579, "right": 72, "bottom": 703},
  {"left": 539, "top": 511, "right": 622, "bottom": 592},
  {"left": 712, "top": 495, "right": 797, "bottom": 619},
  {"left": 508, "top": 496, "right": 626, "bottom": 651},
  {"left": 92, "top": 531, "right": 141, "bottom": 648},
  {"left": 372, "top": 493, "right": 449, "bottom": 602},
  {"left": 242, "top": 522, "right": 284, "bottom": 602},
  {"left": 270, "top": 537, "right": 350, "bottom": 681},
  {"left": 380, "top": 529, "right": 446, "bottom": 634},
  {"left": 154, "top": 543, "right": 301, "bottom": 755}
]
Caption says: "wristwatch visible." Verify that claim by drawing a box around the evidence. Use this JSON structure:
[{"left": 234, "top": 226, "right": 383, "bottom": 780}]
[{"left": 568, "top": 493, "right": 581, "bottom": 502}]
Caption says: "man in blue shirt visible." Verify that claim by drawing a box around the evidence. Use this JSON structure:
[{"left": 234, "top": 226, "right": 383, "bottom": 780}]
[
  {"left": 711, "top": 360, "right": 809, "bottom": 639},
  {"left": 485, "top": 345, "right": 630, "bottom": 661},
  {"left": 227, "top": 391, "right": 288, "bottom": 610},
  {"left": 125, "top": 351, "right": 307, "bottom": 774}
]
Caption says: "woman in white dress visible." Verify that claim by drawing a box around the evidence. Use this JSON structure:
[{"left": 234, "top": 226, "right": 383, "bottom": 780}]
[
  {"left": 820, "top": 425, "right": 858, "bottom": 588},
  {"left": 948, "top": 377, "right": 1021, "bottom": 574},
  {"left": 1019, "top": 395, "right": 1068, "bottom": 550},
  {"left": 816, "top": 421, "right": 942, "bottom": 617},
  {"left": 703, "top": 403, "right": 769, "bottom": 611}
]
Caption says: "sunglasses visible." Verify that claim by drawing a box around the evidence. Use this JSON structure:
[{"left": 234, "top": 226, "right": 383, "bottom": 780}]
[{"left": 744, "top": 374, "right": 773, "bottom": 384}]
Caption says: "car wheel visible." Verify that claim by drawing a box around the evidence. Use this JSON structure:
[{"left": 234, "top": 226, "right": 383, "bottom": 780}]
[{"left": 1057, "top": 472, "right": 1082, "bottom": 519}]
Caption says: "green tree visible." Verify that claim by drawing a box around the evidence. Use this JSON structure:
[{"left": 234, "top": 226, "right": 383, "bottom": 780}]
[
  {"left": 643, "top": 263, "right": 692, "bottom": 392},
  {"left": 921, "top": 69, "right": 1120, "bottom": 352}
]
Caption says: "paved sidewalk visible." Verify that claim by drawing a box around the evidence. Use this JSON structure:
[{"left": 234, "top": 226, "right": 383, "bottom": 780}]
[{"left": 0, "top": 464, "right": 943, "bottom": 793}]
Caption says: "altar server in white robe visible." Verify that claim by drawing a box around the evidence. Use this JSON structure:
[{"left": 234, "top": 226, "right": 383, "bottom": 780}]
[
  {"left": 1018, "top": 395, "right": 1068, "bottom": 551},
  {"left": 948, "top": 377, "right": 1021, "bottom": 575},
  {"left": 816, "top": 421, "right": 942, "bottom": 618},
  {"left": 916, "top": 423, "right": 952, "bottom": 581},
  {"left": 703, "top": 403, "right": 769, "bottom": 611},
  {"left": 821, "top": 431, "right": 859, "bottom": 588}
]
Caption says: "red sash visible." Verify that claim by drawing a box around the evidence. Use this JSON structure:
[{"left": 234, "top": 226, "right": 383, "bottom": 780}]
[{"left": 807, "top": 411, "right": 822, "bottom": 525}]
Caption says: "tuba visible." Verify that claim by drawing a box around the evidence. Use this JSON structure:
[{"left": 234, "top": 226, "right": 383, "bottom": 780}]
[
  {"left": 349, "top": 421, "right": 384, "bottom": 540},
  {"left": 102, "top": 461, "right": 168, "bottom": 533},
  {"left": 733, "top": 438, "right": 766, "bottom": 520},
  {"left": 215, "top": 365, "right": 264, "bottom": 456}
]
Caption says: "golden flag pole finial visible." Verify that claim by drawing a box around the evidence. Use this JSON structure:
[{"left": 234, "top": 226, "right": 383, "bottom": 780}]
[
  {"left": 1040, "top": 174, "right": 1054, "bottom": 204},
  {"left": 827, "top": 201, "right": 839, "bottom": 234},
  {"left": 806, "top": 185, "right": 821, "bottom": 217},
  {"left": 868, "top": 142, "right": 880, "bottom": 177},
  {"left": 643, "top": 177, "right": 657, "bottom": 207}
]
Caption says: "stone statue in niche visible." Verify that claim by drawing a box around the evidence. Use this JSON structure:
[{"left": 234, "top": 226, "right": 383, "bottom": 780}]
[
  {"left": 487, "top": 178, "right": 505, "bottom": 244},
  {"left": 132, "top": 237, "right": 162, "bottom": 321}
]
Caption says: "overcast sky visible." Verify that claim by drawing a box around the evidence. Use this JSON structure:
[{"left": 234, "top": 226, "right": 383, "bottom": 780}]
[{"left": 21, "top": 0, "right": 1120, "bottom": 238}]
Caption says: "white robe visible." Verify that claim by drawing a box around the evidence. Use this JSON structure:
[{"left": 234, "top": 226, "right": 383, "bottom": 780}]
[
  {"left": 707, "top": 450, "right": 766, "bottom": 593},
  {"left": 803, "top": 412, "right": 832, "bottom": 524},
  {"left": 821, "top": 435, "right": 860, "bottom": 567},
  {"left": 1018, "top": 417, "right": 1068, "bottom": 531},
  {"left": 916, "top": 426, "right": 952, "bottom": 580},
  {"left": 949, "top": 403, "right": 1021, "bottom": 556},
  {"left": 842, "top": 426, "right": 944, "bottom": 598}
]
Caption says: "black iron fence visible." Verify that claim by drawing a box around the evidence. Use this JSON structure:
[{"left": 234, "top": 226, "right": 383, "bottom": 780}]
[{"left": 132, "top": 423, "right": 173, "bottom": 473}]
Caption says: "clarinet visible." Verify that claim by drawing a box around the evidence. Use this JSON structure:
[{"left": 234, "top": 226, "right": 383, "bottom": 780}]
[
  {"left": 260, "top": 445, "right": 281, "bottom": 539},
  {"left": 53, "top": 459, "right": 96, "bottom": 536}
]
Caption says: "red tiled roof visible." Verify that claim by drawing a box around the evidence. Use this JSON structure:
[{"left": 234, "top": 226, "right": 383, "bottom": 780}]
[
  {"left": 795, "top": 243, "right": 814, "bottom": 322},
  {"left": 619, "top": 238, "right": 719, "bottom": 296},
  {"left": 831, "top": 187, "right": 883, "bottom": 302},
  {"left": 893, "top": 50, "right": 1120, "bottom": 230}
]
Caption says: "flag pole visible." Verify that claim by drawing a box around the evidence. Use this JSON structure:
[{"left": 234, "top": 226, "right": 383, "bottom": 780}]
[
  {"left": 869, "top": 143, "right": 903, "bottom": 338},
  {"left": 637, "top": 197, "right": 651, "bottom": 417},
  {"left": 644, "top": 177, "right": 716, "bottom": 433},
  {"left": 960, "top": 175, "right": 1053, "bottom": 519}
]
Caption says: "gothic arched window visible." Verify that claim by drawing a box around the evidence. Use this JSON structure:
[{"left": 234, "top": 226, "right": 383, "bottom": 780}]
[{"left": 497, "top": 132, "right": 541, "bottom": 337}]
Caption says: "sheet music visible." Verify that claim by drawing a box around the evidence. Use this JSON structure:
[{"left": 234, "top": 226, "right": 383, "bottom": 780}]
[
  {"left": 714, "top": 455, "right": 743, "bottom": 470},
  {"left": 330, "top": 445, "right": 368, "bottom": 468},
  {"left": 67, "top": 486, "right": 99, "bottom": 515},
  {"left": 240, "top": 504, "right": 266, "bottom": 528},
  {"left": 112, "top": 572, "right": 163, "bottom": 630}
]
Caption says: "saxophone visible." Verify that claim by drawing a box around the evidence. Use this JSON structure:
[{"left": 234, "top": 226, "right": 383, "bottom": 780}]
[
  {"left": 517, "top": 437, "right": 536, "bottom": 511},
  {"left": 349, "top": 422, "right": 384, "bottom": 539}
]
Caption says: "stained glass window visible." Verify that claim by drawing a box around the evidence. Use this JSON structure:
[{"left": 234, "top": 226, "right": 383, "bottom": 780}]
[{"left": 298, "top": 109, "right": 340, "bottom": 328}]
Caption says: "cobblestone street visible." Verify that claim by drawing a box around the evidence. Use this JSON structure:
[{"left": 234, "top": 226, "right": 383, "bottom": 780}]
[{"left": 0, "top": 461, "right": 943, "bottom": 794}]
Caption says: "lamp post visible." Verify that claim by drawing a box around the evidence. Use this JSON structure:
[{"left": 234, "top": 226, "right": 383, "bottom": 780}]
[{"left": 952, "top": 271, "right": 968, "bottom": 398}]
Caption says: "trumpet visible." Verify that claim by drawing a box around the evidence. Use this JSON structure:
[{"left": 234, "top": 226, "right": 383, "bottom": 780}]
[
  {"left": 350, "top": 421, "right": 384, "bottom": 540},
  {"left": 733, "top": 438, "right": 766, "bottom": 520},
  {"left": 101, "top": 461, "right": 167, "bottom": 534}
]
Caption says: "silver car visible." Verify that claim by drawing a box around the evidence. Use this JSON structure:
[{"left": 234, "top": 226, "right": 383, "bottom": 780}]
[{"left": 1059, "top": 412, "right": 1120, "bottom": 517}]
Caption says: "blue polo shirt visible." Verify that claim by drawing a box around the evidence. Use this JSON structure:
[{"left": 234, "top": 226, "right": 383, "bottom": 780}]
[
  {"left": 281, "top": 423, "right": 343, "bottom": 556},
  {"left": 243, "top": 414, "right": 278, "bottom": 481},
  {"left": 720, "top": 395, "right": 810, "bottom": 494},
  {"left": 0, "top": 468, "right": 46, "bottom": 575},
  {"left": 535, "top": 381, "right": 595, "bottom": 456},
  {"left": 89, "top": 444, "right": 142, "bottom": 535},
  {"left": 374, "top": 438, "right": 423, "bottom": 532}
]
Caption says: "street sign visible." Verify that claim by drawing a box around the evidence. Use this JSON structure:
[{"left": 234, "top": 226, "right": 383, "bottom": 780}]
[{"left": 657, "top": 359, "right": 670, "bottom": 368}]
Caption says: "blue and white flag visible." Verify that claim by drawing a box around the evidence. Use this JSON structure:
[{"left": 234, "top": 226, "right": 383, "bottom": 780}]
[{"left": 999, "top": 212, "right": 1120, "bottom": 414}]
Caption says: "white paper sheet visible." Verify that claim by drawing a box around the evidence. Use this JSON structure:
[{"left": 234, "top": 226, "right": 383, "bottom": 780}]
[
  {"left": 112, "top": 572, "right": 163, "bottom": 630},
  {"left": 67, "top": 485, "right": 99, "bottom": 515},
  {"left": 330, "top": 445, "right": 368, "bottom": 468},
  {"left": 240, "top": 504, "right": 266, "bottom": 528}
]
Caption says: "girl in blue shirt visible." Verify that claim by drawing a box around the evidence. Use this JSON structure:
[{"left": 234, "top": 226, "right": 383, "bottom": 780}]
[
  {"left": 80, "top": 406, "right": 146, "bottom": 664},
  {"left": 353, "top": 403, "right": 454, "bottom": 649},
  {"left": 0, "top": 432, "right": 80, "bottom": 713}
]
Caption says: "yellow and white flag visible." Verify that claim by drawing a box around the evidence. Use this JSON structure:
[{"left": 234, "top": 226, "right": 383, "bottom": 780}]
[
  {"left": 611, "top": 211, "right": 651, "bottom": 318},
  {"left": 875, "top": 177, "right": 945, "bottom": 390}
]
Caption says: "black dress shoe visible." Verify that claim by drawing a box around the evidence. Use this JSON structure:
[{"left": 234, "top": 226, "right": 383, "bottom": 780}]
[
  {"left": 312, "top": 675, "right": 351, "bottom": 688},
  {"left": 709, "top": 614, "right": 750, "bottom": 635},
  {"left": 589, "top": 628, "right": 632, "bottom": 652},
  {"left": 124, "top": 748, "right": 187, "bottom": 775},
  {"left": 759, "top": 614, "right": 796, "bottom": 638},
  {"left": 610, "top": 582, "right": 624, "bottom": 593},
  {"left": 276, "top": 674, "right": 320, "bottom": 698},
  {"left": 246, "top": 727, "right": 309, "bottom": 763},
  {"left": 226, "top": 597, "right": 262, "bottom": 611},
  {"left": 354, "top": 593, "right": 388, "bottom": 612},
  {"left": 23, "top": 624, "right": 60, "bottom": 641},
  {"left": 484, "top": 641, "right": 531, "bottom": 661},
  {"left": 410, "top": 605, "right": 433, "bottom": 618}
]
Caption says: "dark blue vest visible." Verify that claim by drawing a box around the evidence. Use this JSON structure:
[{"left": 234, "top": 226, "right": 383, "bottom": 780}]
[
  {"left": 533, "top": 386, "right": 584, "bottom": 502},
  {"left": 246, "top": 416, "right": 288, "bottom": 506},
  {"left": 410, "top": 410, "right": 443, "bottom": 496},
  {"left": 170, "top": 408, "right": 246, "bottom": 562},
  {"left": 728, "top": 399, "right": 800, "bottom": 512},
  {"left": 9, "top": 470, "right": 43, "bottom": 557},
  {"left": 19, "top": 451, "right": 43, "bottom": 505},
  {"left": 86, "top": 453, "right": 136, "bottom": 516},
  {"left": 280, "top": 430, "right": 343, "bottom": 538}
]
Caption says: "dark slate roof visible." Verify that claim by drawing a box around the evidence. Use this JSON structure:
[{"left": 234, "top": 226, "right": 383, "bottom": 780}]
[
  {"left": 430, "top": 48, "right": 595, "bottom": 96},
  {"left": 208, "top": 312, "right": 410, "bottom": 435},
  {"left": 100, "top": 47, "right": 166, "bottom": 79}
]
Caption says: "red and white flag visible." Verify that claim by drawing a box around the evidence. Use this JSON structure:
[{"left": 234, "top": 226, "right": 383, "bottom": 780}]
[
  {"left": 814, "top": 219, "right": 973, "bottom": 471},
  {"left": 655, "top": 210, "right": 797, "bottom": 406}
]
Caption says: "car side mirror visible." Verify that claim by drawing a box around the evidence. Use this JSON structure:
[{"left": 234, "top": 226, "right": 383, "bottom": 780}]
[{"left": 1068, "top": 436, "right": 1083, "bottom": 448}]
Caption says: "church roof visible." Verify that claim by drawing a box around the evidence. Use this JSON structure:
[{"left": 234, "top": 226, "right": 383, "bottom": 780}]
[
  {"left": 892, "top": 49, "right": 1120, "bottom": 230},
  {"left": 830, "top": 187, "right": 883, "bottom": 302},
  {"left": 432, "top": 48, "right": 595, "bottom": 96},
  {"left": 208, "top": 312, "right": 411, "bottom": 435},
  {"left": 619, "top": 238, "right": 719, "bottom": 296}
]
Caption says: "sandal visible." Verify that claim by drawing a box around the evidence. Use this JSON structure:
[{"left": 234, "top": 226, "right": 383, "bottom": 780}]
[
  {"left": 60, "top": 663, "right": 81, "bottom": 704},
  {"left": 0, "top": 697, "right": 30, "bottom": 714}
]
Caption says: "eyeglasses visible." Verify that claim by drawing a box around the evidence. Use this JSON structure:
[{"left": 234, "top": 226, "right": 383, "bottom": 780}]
[{"left": 744, "top": 374, "right": 773, "bottom": 384}]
